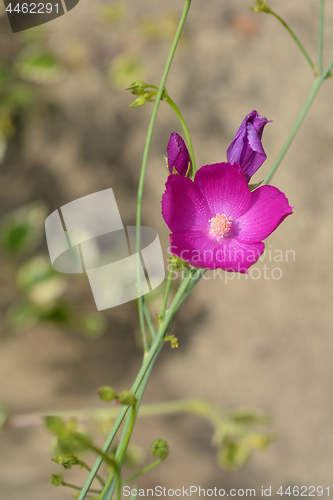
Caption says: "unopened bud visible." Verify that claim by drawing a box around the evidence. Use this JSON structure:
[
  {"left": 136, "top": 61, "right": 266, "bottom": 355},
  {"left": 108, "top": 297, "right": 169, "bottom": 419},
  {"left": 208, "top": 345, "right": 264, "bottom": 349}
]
[
  {"left": 52, "top": 456, "right": 80, "bottom": 470},
  {"left": 97, "top": 386, "right": 118, "bottom": 402},
  {"left": 151, "top": 439, "right": 169, "bottom": 459},
  {"left": 250, "top": 0, "right": 270, "bottom": 13},
  {"left": 129, "top": 92, "right": 155, "bottom": 108},
  {"left": 166, "top": 133, "right": 191, "bottom": 176},
  {"left": 49, "top": 472, "right": 64, "bottom": 486},
  {"left": 126, "top": 80, "right": 147, "bottom": 94},
  {"left": 118, "top": 391, "right": 137, "bottom": 406}
]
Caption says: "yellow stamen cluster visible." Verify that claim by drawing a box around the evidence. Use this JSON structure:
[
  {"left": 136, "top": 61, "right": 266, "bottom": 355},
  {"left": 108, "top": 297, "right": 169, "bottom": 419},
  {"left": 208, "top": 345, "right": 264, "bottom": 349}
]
[{"left": 208, "top": 213, "right": 232, "bottom": 241}]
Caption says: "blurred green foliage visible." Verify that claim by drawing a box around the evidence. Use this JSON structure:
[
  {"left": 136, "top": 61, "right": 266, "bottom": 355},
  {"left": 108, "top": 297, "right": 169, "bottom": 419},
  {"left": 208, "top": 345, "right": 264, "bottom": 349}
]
[
  {"left": 15, "top": 45, "right": 64, "bottom": 85},
  {"left": 0, "top": 202, "right": 106, "bottom": 337}
]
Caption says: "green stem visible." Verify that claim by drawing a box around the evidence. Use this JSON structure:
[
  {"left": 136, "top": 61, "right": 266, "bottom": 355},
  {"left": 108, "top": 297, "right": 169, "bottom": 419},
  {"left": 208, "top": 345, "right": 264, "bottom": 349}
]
[
  {"left": 80, "top": 461, "right": 105, "bottom": 488},
  {"left": 122, "top": 458, "right": 163, "bottom": 484},
  {"left": 78, "top": 268, "right": 201, "bottom": 500},
  {"left": 115, "top": 472, "right": 121, "bottom": 500},
  {"left": 136, "top": 0, "right": 192, "bottom": 345},
  {"left": 98, "top": 406, "right": 136, "bottom": 500},
  {"left": 160, "top": 264, "right": 175, "bottom": 321},
  {"left": 318, "top": 0, "right": 325, "bottom": 74},
  {"left": 267, "top": 9, "right": 315, "bottom": 72},
  {"left": 63, "top": 482, "right": 101, "bottom": 494},
  {"left": 102, "top": 368, "right": 158, "bottom": 500},
  {"left": 143, "top": 299, "right": 156, "bottom": 341},
  {"left": 102, "top": 270, "right": 201, "bottom": 500},
  {"left": 263, "top": 55, "right": 333, "bottom": 185},
  {"left": 165, "top": 96, "right": 196, "bottom": 174}
]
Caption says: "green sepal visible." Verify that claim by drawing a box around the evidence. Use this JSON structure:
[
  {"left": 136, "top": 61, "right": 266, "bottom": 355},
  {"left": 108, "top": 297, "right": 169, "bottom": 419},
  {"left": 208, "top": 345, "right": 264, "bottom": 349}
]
[{"left": 248, "top": 180, "right": 263, "bottom": 191}]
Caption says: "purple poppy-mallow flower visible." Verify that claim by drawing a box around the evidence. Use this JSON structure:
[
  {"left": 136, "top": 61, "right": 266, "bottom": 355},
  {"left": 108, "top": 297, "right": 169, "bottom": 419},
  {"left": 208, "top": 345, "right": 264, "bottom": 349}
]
[
  {"left": 166, "top": 132, "right": 191, "bottom": 176},
  {"left": 161, "top": 162, "right": 293, "bottom": 273},
  {"left": 226, "top": 110, "right": 270, "bottom": 182}
]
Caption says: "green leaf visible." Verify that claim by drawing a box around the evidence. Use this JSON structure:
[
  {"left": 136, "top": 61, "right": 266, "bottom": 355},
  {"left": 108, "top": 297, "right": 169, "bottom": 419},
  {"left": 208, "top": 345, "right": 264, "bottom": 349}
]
[
  {"left": 96, "top": 2, "right": 127, "bottom": 25},
  {"left": 5, "top": 300, "right": 39, "bottom": 332},
  {"left": 231, "top": 408, "right": 270, "bottom": 425},
  {"left": 0, "top": 65, "right": 13, "bottom": 85},
  {"left": 16, "top": 256, "right": 58, "bottom": 291},
  {"left": 45, "top": 416, "right": 65, "bottom": 434},
  {"left": 109, "top": 53, "right": 146, "bottom": 89},
  {"left": 78, "top": 313, "right": 106, "bottom": 338},
  {"left": 16, "top": 46, "right": 64, "bottom": 85},
  {"left": 0, "top": 202, "right": 48, "bottom": 254}
]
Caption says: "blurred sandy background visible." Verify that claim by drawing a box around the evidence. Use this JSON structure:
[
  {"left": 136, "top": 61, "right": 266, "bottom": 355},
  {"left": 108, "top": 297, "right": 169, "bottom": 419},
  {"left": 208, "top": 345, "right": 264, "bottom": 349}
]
[{"left": 0, "top": 0, "right": 332, "bottom": 498}]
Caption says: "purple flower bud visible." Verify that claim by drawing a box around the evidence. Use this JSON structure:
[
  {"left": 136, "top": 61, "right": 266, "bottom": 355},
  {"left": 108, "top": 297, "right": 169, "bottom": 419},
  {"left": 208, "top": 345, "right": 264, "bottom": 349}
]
[
  {"left": 167, "top": 132, "right": 191, "bottom": 176},
  {"left": 226, "top": 110, "right": 270, "bottom": 182}
]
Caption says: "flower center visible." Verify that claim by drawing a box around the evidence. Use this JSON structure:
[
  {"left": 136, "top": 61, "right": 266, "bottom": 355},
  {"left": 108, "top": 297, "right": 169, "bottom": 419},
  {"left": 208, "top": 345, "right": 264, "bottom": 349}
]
[{"left": 208, "top": 213, "right": 232, "bottom": 241}]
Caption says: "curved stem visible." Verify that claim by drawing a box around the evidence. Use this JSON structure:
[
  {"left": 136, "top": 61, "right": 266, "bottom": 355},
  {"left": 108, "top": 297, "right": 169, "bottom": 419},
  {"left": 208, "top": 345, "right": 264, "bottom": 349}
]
[
  {"left": 165, "top": 96, "right": 196, "bottom": 174},
  {"left": 102, "top": 268, "right": 202, "bottom": 500},
  {"left": 263, "top": 55, "right": 333, "bottom": 185},
  {"left": 63, "top": 482, "right": 101, "bottom": 494},
  {"left": 318, "top": 0, "right": 325, "bottom": 74},
  {"left": 78, "top": 268, "right": 201, "bottom": 500},
  {"left": 122, "top": 458, "right": 163, "bottom": 485},
  {"left": 267, "top": 9, "right": 315, "bottom": 72},
  {"left": 136, "top": 0, "right": 192, "bottom": 345}
]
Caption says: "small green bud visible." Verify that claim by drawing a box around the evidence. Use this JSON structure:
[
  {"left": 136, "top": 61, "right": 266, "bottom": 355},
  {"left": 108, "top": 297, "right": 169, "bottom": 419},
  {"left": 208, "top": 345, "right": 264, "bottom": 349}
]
[
  {"left": 250, "top": 0, "right": 270, "bottom": 13},
  {"left": 169, "top": 254, "right": 191, "bottom": 271},
  {"left": 164, "top": 335, "right": 179, "bottom": 348},
  {"left": 97, "top": 385, "right": 118, "bottom": 402},
  {"left": 129, "top": 92, "right": 155, "bottom": 108},
  {"left": 118, "top": 391, "right": 137, "bottom": 406},
  {"left": 126, "top": 81, "right": 159, "bottom": 96},
  {"left": 151, "top": 439, "right": 169, "bottom": 459},
  {"left": 52, "top": 455, "right": 80, "bottom": 470},
  {"left": 126, "top": 80, "right": 147, "bottom": 95},
  {"left": 49, "top": 472, "right": 64, "bottom": 486}
]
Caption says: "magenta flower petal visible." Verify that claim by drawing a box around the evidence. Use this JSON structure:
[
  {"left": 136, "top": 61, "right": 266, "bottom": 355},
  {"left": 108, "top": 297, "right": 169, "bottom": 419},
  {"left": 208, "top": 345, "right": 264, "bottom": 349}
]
[
  {"left": 161, "top": 174, "right": 211, "bottom": 233},
  {"left": 226, "top": 110, "right": 269, "bottom": 181},
  {"left": 237, "top": 185, "right": 293, "bottom": 243},
  {"left": 161, "top": 155, "right": 292, "bottom": 273},
  {"left": 170, "top": 231, "right": 264, "bottom": 272},
  {"left": 167, "top": 132, "right": 191, "bottom": 176},
  {"left": 194, "top": 162, "right": 251, "bottom": 219}
]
